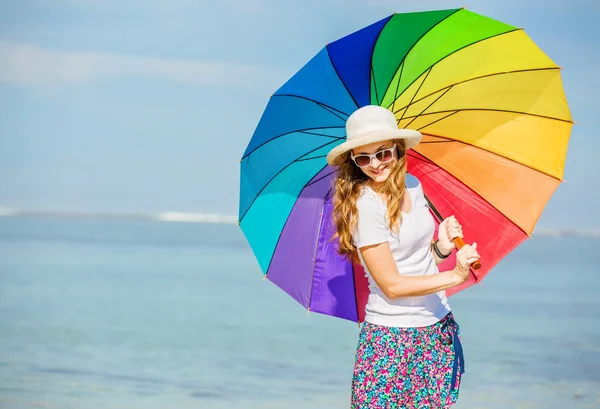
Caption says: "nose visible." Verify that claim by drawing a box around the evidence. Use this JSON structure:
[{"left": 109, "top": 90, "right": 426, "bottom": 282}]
[{"left": 370, "top": 157, "right": 381, "bottom": 168}]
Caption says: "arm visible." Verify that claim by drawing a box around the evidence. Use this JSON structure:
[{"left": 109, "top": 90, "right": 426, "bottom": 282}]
[
  {"left": 360, "top": 241, "right": 477, "bottom": 299},
  {"left": 354, "top": 196, "right": 476, "bottom": 298}
]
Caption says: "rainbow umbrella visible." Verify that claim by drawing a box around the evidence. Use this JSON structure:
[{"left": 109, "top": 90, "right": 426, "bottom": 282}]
[{"left": 238, "top": 8, "right": 573, "bottom": 322}]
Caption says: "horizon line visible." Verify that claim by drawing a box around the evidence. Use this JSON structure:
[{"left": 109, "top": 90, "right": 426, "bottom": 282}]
[
  {"left": 0, "top": 208, "right": 238, "bottom": 225},
  {"left": 1, "top": 208, "right": 599, "bottom": 238}
]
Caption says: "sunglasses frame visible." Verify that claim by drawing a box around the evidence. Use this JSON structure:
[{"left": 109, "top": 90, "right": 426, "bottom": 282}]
[{"left": 350, "top": 144, "right": 397, "bottom": 168}]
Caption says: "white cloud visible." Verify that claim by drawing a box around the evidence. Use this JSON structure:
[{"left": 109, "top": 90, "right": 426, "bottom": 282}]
[{"left": 0, "top": 40, "right": 276, "bottom": 89}]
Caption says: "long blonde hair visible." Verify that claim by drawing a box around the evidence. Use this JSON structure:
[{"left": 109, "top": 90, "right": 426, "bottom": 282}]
[{"left": 332, "top": 139, "right": 407, "bottom": 261}]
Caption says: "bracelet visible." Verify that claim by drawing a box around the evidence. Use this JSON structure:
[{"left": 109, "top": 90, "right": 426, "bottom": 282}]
[{"left": 433, "top": 240, "right": 451, "bottom": 259}]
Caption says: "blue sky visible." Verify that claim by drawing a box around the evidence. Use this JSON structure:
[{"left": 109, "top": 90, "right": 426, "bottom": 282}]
[{"left": 0, "top": 0, "right": 598, "bottom": 230}]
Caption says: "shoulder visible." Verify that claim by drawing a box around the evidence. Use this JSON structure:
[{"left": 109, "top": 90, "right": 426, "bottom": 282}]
[
  {"left": 356, "top": 186, "right": 386, "bottom": 218},
  {"left": 358, "top": 185, "right": 377, "bottom": 200},
  {"left": 353, "top": 186, "right": 390, "bottom": 245},
  {"left": 357, "top": 185, "right": 384, "bottom": 208}
]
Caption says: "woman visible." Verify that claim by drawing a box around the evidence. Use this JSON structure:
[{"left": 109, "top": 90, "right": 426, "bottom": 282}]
[{"left": 326, "top": 105, "right": 480, "bottom": 409}]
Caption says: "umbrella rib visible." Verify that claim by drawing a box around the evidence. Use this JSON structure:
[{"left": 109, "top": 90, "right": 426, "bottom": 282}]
[
  {"left": 299, "top": 130, "right": 345, "bottom": 139},
  {"left": 416, "top": 111, "right": 459, "bottom": 131},
  {"left": 326, "top": 45, "right": 360, "bottom": 109},
  {"left": 261, "top": 164, "right": 328, "bottom": 284},
  {"left": 423, "top": 194, "right": 443, "bottom": 223},
  {"left": 296, "top": 155, "right": 327, "bottom": 162},
  {"left": 422, "top": 192, "right": 482, "bottom": 285},
  {"left": 407, "top": 150, "right": 436, "bottom": 166},
  {"left": 413, "top": 135, "right": 563, "bottom": 181},
  {"left": 242, "top": 125, "right": 345, "bottom": 160},
  {"left": 383, "top": 8, "right": 462, "bottom": 106},
  {"left": 274, "top": 94, "right": 351, "bottom": 118},
  {"left": 390, "top": 62, "right": 405, "bottom": 114},
  {"left": 398, "top": 67, "right": 433, "bottom": 123},
  {"left": 404, "top": 107, "right": 573, "bottom": 124},
  {"left": 306, "top": 169, "right": 335, "bottom": 188},
  {"left": 420, "top": 140, "right": 455, "bottom": 144},
  {"left": 352, "top": 263, "right": 360, "bottom": 323},
  {"left": 409, "top": 151, "right": 535, "bottom": 238},
  {"left": 239, "top": 141, "right": 339, "bottom": 223},
  {"left": 386, "top": 28, "right": 522, "bottom": 112},
  {"left": 414, "top": 136, "right": 563, "bottom": 181},
  {"left": 370, "top": 65, "right": 380, "bottom": 105},
  {"left": 403, "top": 86, "right": 454, "bottom": 129},
  {"left": 392, "top": 66, "right": 561, "bottom": 115},
  {"left": 315, "top": 101, "right": 349, "bottom": 122},
  {"left": 306, "top": 188, "right": 330, "bottom": 314},
  {"left": 369, "top": 15, "right": 394, "bottom": 105}
]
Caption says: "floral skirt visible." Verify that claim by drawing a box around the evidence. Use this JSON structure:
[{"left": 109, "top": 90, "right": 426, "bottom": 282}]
[{"left": 351, "top": 313, "right": 464, "bottom": 409}]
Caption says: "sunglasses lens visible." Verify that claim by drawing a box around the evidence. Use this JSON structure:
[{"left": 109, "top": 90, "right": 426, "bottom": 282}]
[
  {"left": 377, "top": 149, "right": 393, "bottom": 163},
  {"left": 355, "top": 156, "right": 371, "bottom": 167}
]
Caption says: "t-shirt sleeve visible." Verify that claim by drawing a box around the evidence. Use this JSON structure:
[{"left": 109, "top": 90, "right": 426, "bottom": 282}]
[{"left": 353, "top": 197, "right": 390, "bottom": 248}]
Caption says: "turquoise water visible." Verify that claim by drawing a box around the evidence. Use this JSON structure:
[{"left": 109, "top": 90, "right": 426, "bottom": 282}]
[{"left": 0, "top": 217, "right": 599, "bottom": 409}]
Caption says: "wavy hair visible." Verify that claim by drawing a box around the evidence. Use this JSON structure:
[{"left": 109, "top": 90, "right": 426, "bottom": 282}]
[{"left": 331, "top": 139, "right": 408, "bottom": 261}]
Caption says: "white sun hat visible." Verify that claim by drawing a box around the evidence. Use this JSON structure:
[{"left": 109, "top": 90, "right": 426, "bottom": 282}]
[{"left": 326, "top": 105, "right": 422, "bottom": 166}]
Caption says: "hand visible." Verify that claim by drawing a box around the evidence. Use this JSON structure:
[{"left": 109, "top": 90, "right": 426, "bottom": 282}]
[
  {"left": 437, "top": 216, "right": 463, "bottom": 256},
  {"left": 452, "top": 243, "right": 480, "bottom": 283}
]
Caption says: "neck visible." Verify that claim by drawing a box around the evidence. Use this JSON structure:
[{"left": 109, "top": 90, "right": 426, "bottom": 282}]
[{"left": 367, "top": 179, "right": 384, "bottom": 192}]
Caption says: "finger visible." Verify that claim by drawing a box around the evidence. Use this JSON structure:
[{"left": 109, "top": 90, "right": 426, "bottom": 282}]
[
  {"left": 472, "top": 242, "right": 477, "bottom": 249},
  {"left": 467, "top": 251, "right": 479, "bottom": 259},
  {"left": 463, "top": 251, "right": 478, "bottom": 260},
  {"left": 467, "top": 250, "right": 480, "bottom": 258},
  {"left": 468, "top": 248, "right": 480, "bottom": 257},
  {"left": 449, "top": 232, "right": 462, "bottom": 240},
  {"left": 450, "top": 227, "right": 462, "bottom": 235}
]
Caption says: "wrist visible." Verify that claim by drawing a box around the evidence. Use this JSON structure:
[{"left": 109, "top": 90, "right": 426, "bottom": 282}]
[
  {"left": 449, "top": 268, "right": 463, "bottom": 285},
  {"left": 450, "top": 267, "right": 466, "bottom": 285},
  {"left": 433, "top": 240, "right": 452, "bottom": 259}
]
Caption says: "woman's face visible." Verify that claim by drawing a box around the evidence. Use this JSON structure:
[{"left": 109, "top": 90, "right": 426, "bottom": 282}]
[{"left": 351, "top": 141, "right": 398, "bottom": 184}]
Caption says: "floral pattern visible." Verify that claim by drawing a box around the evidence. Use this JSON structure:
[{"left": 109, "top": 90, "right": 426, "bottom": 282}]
[{"left": 351, "top": 313, "right": 464, "bottom": 409}]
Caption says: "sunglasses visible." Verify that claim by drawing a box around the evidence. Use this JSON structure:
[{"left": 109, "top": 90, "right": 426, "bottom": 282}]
[{"left": 351, "top": 144, "right": 396, "bottom": 168}]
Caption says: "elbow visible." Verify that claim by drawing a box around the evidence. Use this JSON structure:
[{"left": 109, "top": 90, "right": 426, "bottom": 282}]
[
  {"left": 381, "top": 286, "right": 402, "bottom": 300},
  {"left": 381, "top": 282, "right": 417, "bottom": 299}
]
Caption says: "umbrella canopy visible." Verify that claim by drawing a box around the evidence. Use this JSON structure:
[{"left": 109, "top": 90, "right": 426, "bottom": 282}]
[{"left": 238, "top": 8, "right": 573, "bottom": 322}]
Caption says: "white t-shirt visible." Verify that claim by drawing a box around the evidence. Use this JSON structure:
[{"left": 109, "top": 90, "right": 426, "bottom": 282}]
[{"left": 354, "top": 173, "right": 451, "bottom": 328}]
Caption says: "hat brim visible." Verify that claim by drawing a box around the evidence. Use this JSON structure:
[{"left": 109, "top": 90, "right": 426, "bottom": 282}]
[{"left": 326, "top": 128, "right": 422, "bottom": 166}]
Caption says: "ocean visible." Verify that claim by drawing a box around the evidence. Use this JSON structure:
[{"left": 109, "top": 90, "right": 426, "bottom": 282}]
[{"left": 0, "top": 217, "right": 599, "bottom": 409}]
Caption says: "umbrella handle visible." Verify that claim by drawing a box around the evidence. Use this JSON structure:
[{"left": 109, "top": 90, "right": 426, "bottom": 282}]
[{"left": 453, "top": 237, "right": 482, "bottom": 270}]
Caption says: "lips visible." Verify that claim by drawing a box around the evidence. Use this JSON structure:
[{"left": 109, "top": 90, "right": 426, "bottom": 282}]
[{"left": 371, "top": 166, "right": 386, "bottom": 175}]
